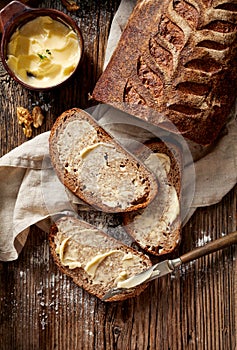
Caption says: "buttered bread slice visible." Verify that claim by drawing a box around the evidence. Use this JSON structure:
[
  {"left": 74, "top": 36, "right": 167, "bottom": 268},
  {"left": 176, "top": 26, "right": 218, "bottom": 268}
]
[
  {"left": 123, "top": 140, "right": 182, "bottom": 256},
  {"left": 49, "top": 108, "right": 158, "bottom": 213},
  {"left": 49, "top": 216, "right": 152, "bottom": 302}
]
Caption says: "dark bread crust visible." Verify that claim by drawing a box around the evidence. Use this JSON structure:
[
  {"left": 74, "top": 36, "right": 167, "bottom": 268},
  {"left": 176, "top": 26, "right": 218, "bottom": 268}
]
[
  {"left": 49, "top": 216, "right": 152, "bottom": 302},
  {"left": 49, "top": 107, "right": 158, "bottom": 213},
  {"left": 123, "top": 140, "right": 182, "bottom": 256},
  {"left": 92, "top": 0, "right": 237, "bottom": 145}
]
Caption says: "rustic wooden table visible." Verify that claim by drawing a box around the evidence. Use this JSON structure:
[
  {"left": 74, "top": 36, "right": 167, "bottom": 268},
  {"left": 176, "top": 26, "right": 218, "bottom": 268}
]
[{"left": 0, "top": 1, "right": 236, "bottom": 349}]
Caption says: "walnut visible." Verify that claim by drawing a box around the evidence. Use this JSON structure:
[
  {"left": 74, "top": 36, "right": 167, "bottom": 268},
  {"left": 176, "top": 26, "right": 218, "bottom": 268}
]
[
  {"left": 61, "top": 0, "right": 79, "bottom": 12},
  {"left": 32, "top": 106, "right": 44, "bottom": 128},
  {"left": 23, "top": 125, "right": 33, "bottom": 138},
  {"left": 16, "top": 106, "right": 44, "bottom": 138},
  {"left": 17, "top": 107, "right": 33, "bottom": 126}
]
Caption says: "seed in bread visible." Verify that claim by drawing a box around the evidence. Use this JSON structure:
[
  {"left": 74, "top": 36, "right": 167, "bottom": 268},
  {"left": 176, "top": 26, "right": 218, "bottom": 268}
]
[
  {"left": 123, "top": 140, "right": 182, "bottom": 256},
  {"left": 49, "top": 216, "right": 152, "bottom": 302},
  {"left": 92, "top": 0, "right": 237, "bottom": 145},
  {"left": 49, "top": 108, "right": 158, "bottom": 213}
]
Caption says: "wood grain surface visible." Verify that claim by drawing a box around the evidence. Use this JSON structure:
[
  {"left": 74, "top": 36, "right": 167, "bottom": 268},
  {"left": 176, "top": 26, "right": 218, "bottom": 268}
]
[{"left": 0, "top": 1, "right": 236, "bottom": 349}]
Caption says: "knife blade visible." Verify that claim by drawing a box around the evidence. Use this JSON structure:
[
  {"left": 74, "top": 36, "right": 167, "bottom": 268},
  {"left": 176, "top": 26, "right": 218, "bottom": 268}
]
[
  {"left": 116, "top": 258, "right": 181, "bottom": 289},
  {"left": 101, "top": 258, "right": 181, "bottom": 301},
  {"left": 102, "top": 230, "right": 237, "bottom": 301}
]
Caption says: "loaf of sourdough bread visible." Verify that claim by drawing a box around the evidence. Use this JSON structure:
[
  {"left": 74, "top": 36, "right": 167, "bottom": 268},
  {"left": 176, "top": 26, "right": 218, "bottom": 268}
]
[
  {"left": 92, "top": 0, "right": 237, "bottom": 145},
  {"left": 49, "top": 108, "right": 158, "bottom": 213},
  {"left": 49, "top": 216, "right": 152, "bottom": 302},
  {"left": 123, "top": 140, "right": 182, "bottom": 256}
]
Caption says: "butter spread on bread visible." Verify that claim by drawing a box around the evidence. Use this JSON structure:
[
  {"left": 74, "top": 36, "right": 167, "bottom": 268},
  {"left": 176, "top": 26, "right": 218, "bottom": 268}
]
[
  {"left": 123, "top": 140, "right": 182, "bottom": 256},
  {"left": 49, "top": 216, "right": 152, "bottom": 302},
  {"left": 92, "top": 0, "right": 237, "bottom": 145},
  {"left": 49, "top": 108, "right": 158, "bottom": 213}
]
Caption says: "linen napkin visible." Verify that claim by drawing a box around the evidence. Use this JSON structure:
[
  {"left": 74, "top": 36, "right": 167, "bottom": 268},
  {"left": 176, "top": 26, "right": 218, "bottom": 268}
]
[{"left": 0, "top": 0, "right": 236, "bottom": 261}]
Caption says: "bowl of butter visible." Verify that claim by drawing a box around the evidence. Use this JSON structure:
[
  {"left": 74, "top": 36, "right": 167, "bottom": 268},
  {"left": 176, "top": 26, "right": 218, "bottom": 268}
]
[{"left": 0, "top": 1, "right": 84, "bottom": 90}]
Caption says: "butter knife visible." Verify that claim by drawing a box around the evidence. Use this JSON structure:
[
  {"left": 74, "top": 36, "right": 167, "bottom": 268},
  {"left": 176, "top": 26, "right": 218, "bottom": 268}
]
[{"left": 102, "top": 230, "right": 237, "bottom": 301}]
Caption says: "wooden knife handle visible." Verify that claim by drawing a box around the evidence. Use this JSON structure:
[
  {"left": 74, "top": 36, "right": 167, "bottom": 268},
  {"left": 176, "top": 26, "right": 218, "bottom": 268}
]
[{"left": 180, "top": 231, "right": 237, "bottom": 264}]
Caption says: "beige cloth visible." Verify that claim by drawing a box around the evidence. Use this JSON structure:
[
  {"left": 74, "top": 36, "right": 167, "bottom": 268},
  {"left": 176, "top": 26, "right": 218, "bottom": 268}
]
[{"left": 0, "top": 0, "right": 236, "bottom": 261}]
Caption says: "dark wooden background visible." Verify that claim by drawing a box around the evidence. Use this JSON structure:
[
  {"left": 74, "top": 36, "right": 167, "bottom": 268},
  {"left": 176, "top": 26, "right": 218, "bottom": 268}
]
[{"left": 0, "top": 1, "right": 236, "bottom": 349}]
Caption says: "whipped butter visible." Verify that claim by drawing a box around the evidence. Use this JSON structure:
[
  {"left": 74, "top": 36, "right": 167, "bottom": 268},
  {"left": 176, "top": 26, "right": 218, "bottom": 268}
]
[
  {"left": 55, "top": 230, "right": 145, "bottom": 286},
  {"left": 56, "top": 119, "right": 151, "bottom": 210},
  {"left": 7, "top": 16, "right": 81, "bottom": 88},
  {"left": 85, "top": 250, "right": 120, "bottom": 278}
]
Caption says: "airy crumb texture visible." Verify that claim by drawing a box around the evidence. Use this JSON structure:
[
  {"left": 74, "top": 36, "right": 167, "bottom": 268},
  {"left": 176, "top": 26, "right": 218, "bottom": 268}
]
[
  {"left": 49, "top": 107, "right": 158, "bottom": 213},
  {"left": 49, "top": 216, "right": 152, "bottom": 302},
  {"left": 92, "top": 0, "right": 237, "bottom": 145},
  {"left": 123, "top": 140, "right": 182, "bottom": 256}
]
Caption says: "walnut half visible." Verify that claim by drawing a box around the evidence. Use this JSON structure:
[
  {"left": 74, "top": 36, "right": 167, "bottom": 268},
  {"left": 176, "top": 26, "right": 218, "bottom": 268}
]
[
  {"left": 16, "top": 106, "right": 44, "bottom": 138},
  {"left": 17, "top": 107, "right": 33, "bottom": 126},
  {"left": 32, "top": 106, "right": 44, "bottom": 128},
  {"left": 61, "top": 0, "right": 79, "bottom": 11}
]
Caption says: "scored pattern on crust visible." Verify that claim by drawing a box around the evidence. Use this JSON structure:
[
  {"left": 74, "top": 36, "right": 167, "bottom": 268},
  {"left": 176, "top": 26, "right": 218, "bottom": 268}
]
[{"left": 124, "top": 0, "right": 237, "bottom": 124}]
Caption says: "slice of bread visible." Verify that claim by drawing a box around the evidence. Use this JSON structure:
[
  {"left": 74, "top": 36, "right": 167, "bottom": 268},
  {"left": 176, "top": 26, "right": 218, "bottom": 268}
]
[
  {"left": 123, "top": 140, "right": 182, "bottom": 256},
  {"left": 49, "top": 108, "right": 158, "bottom": 213},
  {"left": 49, "top": 216, "right": 152, "bottom": 302}
]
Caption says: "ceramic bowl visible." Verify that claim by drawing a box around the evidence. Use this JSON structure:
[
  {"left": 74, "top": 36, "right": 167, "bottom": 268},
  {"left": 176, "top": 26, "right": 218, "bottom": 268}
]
[{"left": 0, "top": 0, "right": 84, "bottom": 91}]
